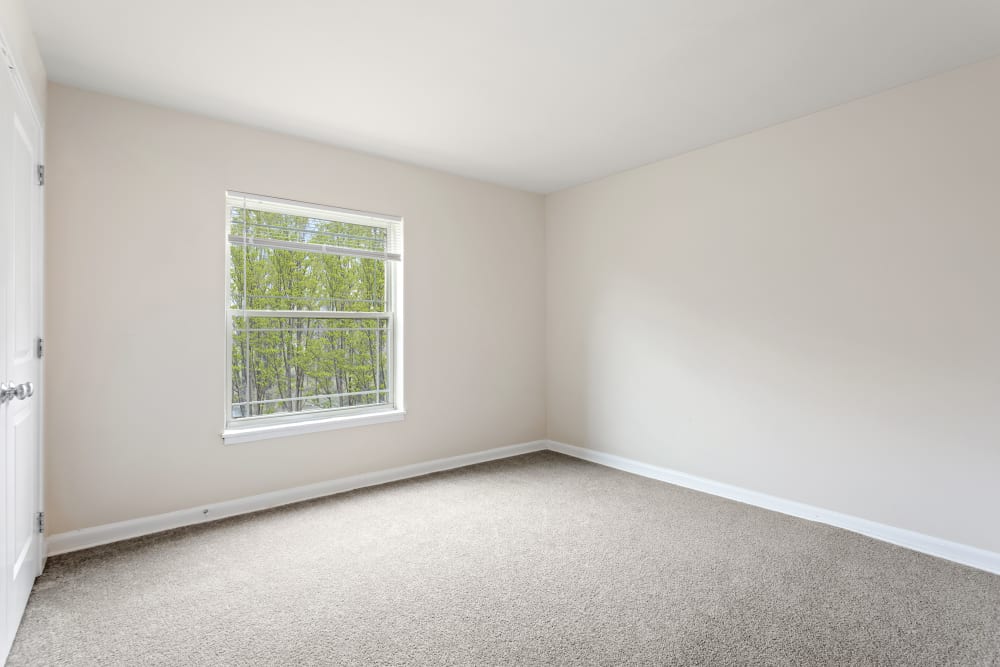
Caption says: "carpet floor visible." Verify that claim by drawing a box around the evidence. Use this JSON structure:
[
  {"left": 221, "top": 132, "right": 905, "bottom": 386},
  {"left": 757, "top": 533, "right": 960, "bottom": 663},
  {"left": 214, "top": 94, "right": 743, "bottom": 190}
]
[{"left": 7, "top": 451, "right": 1000, "bottom": 665}]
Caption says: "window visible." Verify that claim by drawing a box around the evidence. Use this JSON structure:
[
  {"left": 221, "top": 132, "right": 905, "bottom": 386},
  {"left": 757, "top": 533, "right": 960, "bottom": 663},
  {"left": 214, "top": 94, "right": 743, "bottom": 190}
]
[{"left": 224, "top": 192, "right": 403, "bottom": 443}]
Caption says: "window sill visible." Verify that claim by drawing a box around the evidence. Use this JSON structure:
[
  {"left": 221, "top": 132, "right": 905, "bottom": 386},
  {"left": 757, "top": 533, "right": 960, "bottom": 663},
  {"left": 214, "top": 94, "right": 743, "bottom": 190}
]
[{"left": 222, "top": 409, "right": 406, "bottom": 445}]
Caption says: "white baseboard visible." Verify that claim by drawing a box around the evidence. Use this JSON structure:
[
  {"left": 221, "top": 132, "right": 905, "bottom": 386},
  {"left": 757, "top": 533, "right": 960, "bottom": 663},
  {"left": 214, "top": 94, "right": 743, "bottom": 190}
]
[
  {"left": 47, "top": 438, "right": 1000, "bottom": 576},
  {"left": 46, "top": 440, "right": 547, "bottom": 557},
  {"left": 547, "top": 440, "right": 1000, "bottom": 575}
]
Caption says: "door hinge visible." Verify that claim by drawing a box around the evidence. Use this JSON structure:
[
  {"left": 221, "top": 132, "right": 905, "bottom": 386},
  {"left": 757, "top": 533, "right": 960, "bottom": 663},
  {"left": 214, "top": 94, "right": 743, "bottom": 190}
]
[
  {"left": 37, "top": 511, "right": 45, "bottom": 534},
  {"left": 37, "top": 164, "right": 45, "bottom": 186},
  {"left": 36, "top": 337, "right": 44, "bottom": 359}
]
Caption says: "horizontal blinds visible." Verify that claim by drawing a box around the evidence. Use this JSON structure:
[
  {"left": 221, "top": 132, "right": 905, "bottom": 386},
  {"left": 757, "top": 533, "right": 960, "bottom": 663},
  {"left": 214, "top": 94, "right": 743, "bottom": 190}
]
[
  {"left": 238, "top": 309, "right": 388, "bottom": 320},
  {"left": 226, "top": 191, "right": 402, "bottom": 261},
  {"left": 228, "top": 191, "right": 397, "bottom": 423},
  {"left": 226, "top": 235, "right": 392, "bottom": 261}
]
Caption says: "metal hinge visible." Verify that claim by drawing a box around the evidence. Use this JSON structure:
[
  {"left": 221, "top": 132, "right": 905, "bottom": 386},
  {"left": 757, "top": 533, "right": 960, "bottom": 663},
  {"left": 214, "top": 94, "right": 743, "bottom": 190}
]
[
  {"left": 37, "top": 512, "right": 44, "bottom": 534},
  {"left": 37, "top": 164, "right": 44, "bottom": 186},
  {"left": 36, "top": 337, "right": 44, "bottom": 359}
]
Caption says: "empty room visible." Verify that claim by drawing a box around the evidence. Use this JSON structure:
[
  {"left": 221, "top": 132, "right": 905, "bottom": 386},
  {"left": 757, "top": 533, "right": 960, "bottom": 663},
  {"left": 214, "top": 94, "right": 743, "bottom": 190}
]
[{"left": 1, "top": 0, "right": 999, "bottom": 664}]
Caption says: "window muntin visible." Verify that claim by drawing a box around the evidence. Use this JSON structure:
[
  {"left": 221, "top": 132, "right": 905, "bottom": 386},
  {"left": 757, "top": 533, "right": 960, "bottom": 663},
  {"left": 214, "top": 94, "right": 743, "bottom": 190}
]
[{"left": 226, "top": 192, "right": 402, "bottom": 430}]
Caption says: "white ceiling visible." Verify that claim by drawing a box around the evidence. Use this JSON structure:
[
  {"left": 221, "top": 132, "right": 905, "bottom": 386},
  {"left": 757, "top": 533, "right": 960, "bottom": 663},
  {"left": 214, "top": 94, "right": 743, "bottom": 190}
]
[{"left": 27, "top": 0, "right": 1000, "bottom": 193}]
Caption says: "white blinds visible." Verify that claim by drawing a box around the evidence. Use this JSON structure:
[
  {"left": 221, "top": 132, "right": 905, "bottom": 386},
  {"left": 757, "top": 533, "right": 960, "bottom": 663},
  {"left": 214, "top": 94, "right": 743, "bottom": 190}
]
[
  {"left": 226, "top": 191, "right": 403, "bottom": 261},
  {"left": 226, "top": 191, "right": 399, "bottom": 423}
]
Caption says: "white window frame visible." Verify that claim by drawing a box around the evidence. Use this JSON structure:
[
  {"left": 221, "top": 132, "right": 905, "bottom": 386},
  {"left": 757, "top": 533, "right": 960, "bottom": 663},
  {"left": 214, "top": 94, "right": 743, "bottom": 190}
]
[{"left": 222, "top": 191, "right": 404, "bottom": 445}]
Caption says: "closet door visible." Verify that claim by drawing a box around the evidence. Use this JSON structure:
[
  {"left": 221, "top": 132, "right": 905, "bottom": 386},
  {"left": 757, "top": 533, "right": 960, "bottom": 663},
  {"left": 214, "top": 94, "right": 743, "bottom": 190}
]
[{"left": 0, "top": 57, "right": 43, "bottom": 660}]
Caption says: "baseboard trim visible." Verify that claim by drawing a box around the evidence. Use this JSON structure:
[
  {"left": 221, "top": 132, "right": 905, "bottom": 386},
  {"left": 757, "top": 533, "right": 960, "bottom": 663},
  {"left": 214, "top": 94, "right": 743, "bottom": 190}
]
[
  {"left": 46, "top": 440, "right": 548, "bottom": 557},
  {"left": 547, "top": 440, "right": 1000, "bottom": 575},
  {"left": 47, "top": 438, "right": 1000, "bottom": 575}
]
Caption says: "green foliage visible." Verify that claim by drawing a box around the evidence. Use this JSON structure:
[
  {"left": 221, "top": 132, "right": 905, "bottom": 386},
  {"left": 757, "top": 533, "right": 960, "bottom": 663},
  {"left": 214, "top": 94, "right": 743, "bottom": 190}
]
[{"left": 230, "top": 208, "right": 389, "bottom": 419}]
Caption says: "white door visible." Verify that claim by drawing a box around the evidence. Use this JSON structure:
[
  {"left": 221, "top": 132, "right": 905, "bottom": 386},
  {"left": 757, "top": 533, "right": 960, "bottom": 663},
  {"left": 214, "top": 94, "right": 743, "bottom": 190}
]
[{"left": 0, "top": 57, "right": 43, "bottom": 659}]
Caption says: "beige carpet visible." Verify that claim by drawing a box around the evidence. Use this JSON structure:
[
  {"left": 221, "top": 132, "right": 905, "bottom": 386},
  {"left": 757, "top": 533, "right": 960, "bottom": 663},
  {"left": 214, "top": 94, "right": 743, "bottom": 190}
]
[{"left": 8, "top": 451, "right": 1000, "bottom": 665}]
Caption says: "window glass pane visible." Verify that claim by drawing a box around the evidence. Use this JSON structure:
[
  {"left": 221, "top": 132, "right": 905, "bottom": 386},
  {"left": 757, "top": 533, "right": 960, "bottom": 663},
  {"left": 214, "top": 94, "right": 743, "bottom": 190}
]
[
  {"left": 230, "top": 207, "right": 387, "bottom": 255},
  {"left": 229, "top": 245, "right": 386, "bottom": 313},
  {"left": 231, "top": 316, "right": 389, "bottom": 419},
  {"left": 227, "top": 194, "right": 400, "bottom": 428}
]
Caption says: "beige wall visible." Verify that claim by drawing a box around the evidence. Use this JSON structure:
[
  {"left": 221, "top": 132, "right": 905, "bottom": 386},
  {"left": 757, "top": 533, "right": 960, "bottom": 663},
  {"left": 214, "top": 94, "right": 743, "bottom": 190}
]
[
  {"left": 44, "top": 84, "right": 546, "bottom": 534},
  {"left": 47, "top": 55, "right": 1000, "bottom": 552},
  {"left": 0, "top": 0, "right": 45, "bottom": 114},
  {"left": 546, "top": 56, "right": 1000, "bottom": 553}
]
